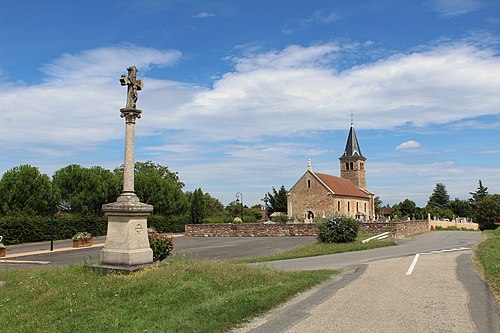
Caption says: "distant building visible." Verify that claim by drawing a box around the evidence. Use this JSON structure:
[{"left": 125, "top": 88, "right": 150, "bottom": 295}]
[{"left": 287, "top": 124, "right": 375, "bottom": 222}]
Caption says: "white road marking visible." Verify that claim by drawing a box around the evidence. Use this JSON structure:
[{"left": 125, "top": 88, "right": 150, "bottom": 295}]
[
  {"left": 406, "top": 253, "right": 420, "bottom": 275},
  {"left": 405, "top": 247, "right": 471, "bottom": 276},
  {"left": 0, "top": 259, "right": 50, "bottom": 265}
]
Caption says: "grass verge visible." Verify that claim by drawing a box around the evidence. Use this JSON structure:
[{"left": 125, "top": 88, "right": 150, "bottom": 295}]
[
  {"left": 0, "top": 258, "right": 337, "bottom": 333},
  {"left": 475, "top": 227, "right": 500, "bottom": 301},
  {"left": 238, "top": 233, "right": 397, "bottom": 263}
]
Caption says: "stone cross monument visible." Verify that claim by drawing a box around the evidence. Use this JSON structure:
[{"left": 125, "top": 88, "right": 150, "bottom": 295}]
[{"left": 100, "top": 66, "right": 153, "bottom": 270}]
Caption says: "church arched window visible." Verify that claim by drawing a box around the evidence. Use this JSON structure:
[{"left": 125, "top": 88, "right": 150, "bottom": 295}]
[
  {"left": 345, "top": 162, "right": 349, "bottom": 170},
  {"left": 350, "top": 162, "right": 354, "bottom": 170}
]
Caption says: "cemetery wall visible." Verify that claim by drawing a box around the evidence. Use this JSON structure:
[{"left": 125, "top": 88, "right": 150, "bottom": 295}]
[{"left": 185, "top": 220, "right": 428, "bottom": 238}]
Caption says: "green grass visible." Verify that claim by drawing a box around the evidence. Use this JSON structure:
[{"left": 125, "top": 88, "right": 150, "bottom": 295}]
[
  {"left": 475, "top": 227, "right": 500, "bottom": 300},
  {"left": 238, "top": 233, "right": 397, "bottom": 263},
  {"left": 0, "top": 258, "right": 337, "bottom": 333}
]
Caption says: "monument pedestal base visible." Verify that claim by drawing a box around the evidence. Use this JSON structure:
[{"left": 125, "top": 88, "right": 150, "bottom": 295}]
[{"left": 100, "top": 194, "right": 153, "bottom": 268}]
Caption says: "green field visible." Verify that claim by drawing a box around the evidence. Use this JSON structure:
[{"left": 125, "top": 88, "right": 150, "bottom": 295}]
[
  {"left": 475, "top": 227, "right": 500, "bottom": 300},
  {"left": 239, "top": 233, "right": 397, "bottom": 263},
  {"left": 0, "top": 259, "right": 336, "bottom": 333}
]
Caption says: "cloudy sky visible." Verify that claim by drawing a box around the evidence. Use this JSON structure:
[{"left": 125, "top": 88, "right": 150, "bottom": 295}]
[{"left": 0, "top": 0, "right": 499, "bottom": 207}]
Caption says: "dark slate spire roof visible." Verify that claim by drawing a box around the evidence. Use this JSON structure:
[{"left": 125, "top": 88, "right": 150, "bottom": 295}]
[{"left": 340, "top": 125, "right": 365, "bottom": 159}]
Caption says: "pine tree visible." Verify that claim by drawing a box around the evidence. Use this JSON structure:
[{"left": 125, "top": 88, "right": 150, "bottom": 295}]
[
  {"left": 469, "top": 180, "right": 489, "bottom": 205},
  {"left": 267, "top": 185, "right": 287, "bottom": 214},
  {"left": 427, "top": 183, "right": 450, "bottom": 209},
  {"left": 190, "top": 188, "right": 205, "bottom": 224}
]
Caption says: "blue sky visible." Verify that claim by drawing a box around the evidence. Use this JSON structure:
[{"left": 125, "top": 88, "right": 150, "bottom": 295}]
[{"left": 0, "top": 0, "right": 499, "bottom": 208}]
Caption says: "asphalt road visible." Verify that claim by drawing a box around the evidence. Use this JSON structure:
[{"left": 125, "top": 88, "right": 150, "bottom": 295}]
[
  {"left": 0, "top": 236, "right": 318, "bottom": 269},
  {"left": 258, "top": 230, "right": 484, "bottom": 271},
  {"left": 235, "top": 232, "right": 500, "bottom": 333}
]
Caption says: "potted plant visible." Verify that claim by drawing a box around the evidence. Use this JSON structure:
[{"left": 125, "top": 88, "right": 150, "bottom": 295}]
[
  {"left": 72, "top": 232, "right": 92, "bottom": 248},
  {"left": 0, "top": 235, "right": 5, "bottom": 257}
]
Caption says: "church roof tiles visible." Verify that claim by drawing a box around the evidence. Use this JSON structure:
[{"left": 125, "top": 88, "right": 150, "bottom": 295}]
[{"left": 314, "top": 172, "right": 369, "bottom": 199}]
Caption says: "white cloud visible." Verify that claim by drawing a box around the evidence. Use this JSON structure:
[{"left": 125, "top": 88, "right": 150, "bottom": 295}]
[
  {"left": 1, "top": 41, "right": 500, "bottom": 205},
  {"left": 171, "top": 42, "right": 500, "bottom": 141},
  {"left": 41, "top": 45, "right": 182, "bottom": 79},
  {"left": 427, "top": 0, "right": 482, "bottom": 18},
  {"left": 193, "top": 12, "right": 215, "bottom": 18},
  {"left": 396, "top": 140, "right": 421, "bottom": 150}
]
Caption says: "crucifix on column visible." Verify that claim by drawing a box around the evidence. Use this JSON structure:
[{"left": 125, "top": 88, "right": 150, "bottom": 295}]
[
  {"left": 120, "top": 66, "right": 143, "bottom": 110},
  {"left": 119, "top": 66, "right": 144, "bottom": 200}
]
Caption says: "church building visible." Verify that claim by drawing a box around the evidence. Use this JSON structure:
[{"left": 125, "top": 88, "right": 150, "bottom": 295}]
[{"left": 287, "top": 124, "right": 375, "bottom": 221}]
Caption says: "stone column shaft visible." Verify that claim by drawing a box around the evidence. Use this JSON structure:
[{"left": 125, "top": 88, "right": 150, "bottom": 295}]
[{"left": 123, "top": 120, "right": 135, "bottom": 194}]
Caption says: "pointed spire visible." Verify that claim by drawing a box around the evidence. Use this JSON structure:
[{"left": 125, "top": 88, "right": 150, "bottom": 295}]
[
  {"left": 341, "top": 125, "right": 365, "bottom": 159},
  {"left": 307, "top": 158, "right": 312, "bottom": 171}
]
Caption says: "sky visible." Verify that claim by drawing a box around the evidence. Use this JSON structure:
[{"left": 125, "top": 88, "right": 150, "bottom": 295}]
[{"left": 0, "top": 0, "right": 499, "bottom": 208}]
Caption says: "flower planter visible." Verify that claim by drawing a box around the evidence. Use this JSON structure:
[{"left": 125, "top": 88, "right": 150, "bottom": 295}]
[
  {"left": 73, "top": 239, "right": 93, "bottom": 248},
  {"left": 0, "top": 247, "right": 5, "bottom": 257}
]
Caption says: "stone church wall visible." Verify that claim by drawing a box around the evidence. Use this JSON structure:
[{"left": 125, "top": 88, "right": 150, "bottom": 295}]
[{"left": 288, "top": 171, "right": 371, "bottom": 220}]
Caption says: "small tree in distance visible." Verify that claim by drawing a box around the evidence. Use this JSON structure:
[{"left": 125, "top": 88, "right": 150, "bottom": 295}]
[
  {"left": 267, "top": 185, "right": 287, "bottom": 215},
  {"left": 427, "top": 183, "right": 450, "bottom": 209}
]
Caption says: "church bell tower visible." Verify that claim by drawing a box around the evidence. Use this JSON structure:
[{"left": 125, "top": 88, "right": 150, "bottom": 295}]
[{"left": 339, "top": 123, "right": 366, "bottom": 189}]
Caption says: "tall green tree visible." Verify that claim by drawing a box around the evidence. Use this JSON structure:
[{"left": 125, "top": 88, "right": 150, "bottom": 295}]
[
  {"left": 114, "top": 160, "right": 184, "bottom": 188},
  {"left": 427, "top": 183, "right": 450, "bottom": 209},
  {"left": 469, "top": 180, "right": 489, "bottom": 206},
  {"left": 475, "top": 194, "right": 500, "bottom": 229},
  {"left": 393, "top": 199, "right": 418, "bottom": 218},
  {"left": 374, "top": 196, "right": 383, "bottom": 216},
  {"left": 0, "top": 165, "right": 54, "bottom": 216},
  {"left": 124, "top": 161, "right": 189, "bottom": 217},
  {"left": 190, "top": 188, "right": 205, "bottom": 224},
  {"left": 267, "top": 185, "right": 288, "bottom": 214},
  {"left": 53, "top": 165, "right": 120, "bottom": 215},
  {"left": 203, "top": 192, "right": 224, "bottom": 217},
  {"left": 449, "top": 198, "right": 473, "bottom": 218}
]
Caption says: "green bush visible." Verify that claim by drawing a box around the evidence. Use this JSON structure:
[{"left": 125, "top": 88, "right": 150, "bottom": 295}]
[
  {"left": 317, "top": 216, "right": 359, "bottom": 243},
  {"left": 147, "top": 214, "right": 188, "bottom": 233},
  {"left": 242, "top": 215, "right": 258, "bottom": 223},
  {"left": 271, "top": 215, "right": 288, "bottom": 223},
  {"left": 148, "top": 228, "right": 174, "bottom": 261},
  {"left": 203, "top": 215, "right": 234, "bottom": 224},
  {"left": 0, "top": 214, "right": 107, "bottom": 245}
]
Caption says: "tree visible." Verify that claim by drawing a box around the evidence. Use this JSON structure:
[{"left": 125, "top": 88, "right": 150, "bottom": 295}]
[
  {"left": 225, "top": 200, "right": 243, "bottom": 218},
  {"left": 449, "top": 198, "right": 473, "bottom": 218},
  {"left": 469, "top": 180, "right": 489, "bottom": 206},
  {"left": 0, "top": 165, "right": 54, "bottom": 216},
  {"left": 190, "top": 188, "right": 205, "bottom": 224},
  {"left": 475, "top": 194, "right": 500, "bottom": 229},
  {"left": 267, "top": 185, "right": 287, "bottom": 214},
  {"left": 135, "top": 171, "right": 189, "bottom": 216},
  {"left": 393, "top": 199, "right": 418, "bottom": 219},
  {"left": 427, "top": 183, "right": 450, "bottom": 209},
  {"left": 203, "top": 192, "right": 224, "bottom": 217},
  {"left": 53, "top": 165, "right": 120, "bottom": 215},
  {"left": 114, "top": 160, "right": 184, "bottom": 188},
  {"left": 374, "top": 196, "right": 383, "bottom": 216}
]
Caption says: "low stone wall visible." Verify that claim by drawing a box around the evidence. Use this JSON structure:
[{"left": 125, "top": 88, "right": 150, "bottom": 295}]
[
  {"left": 429, "top": 220, "right": 478, "bottom": 230},
  {"left": 185, "top": 220, "right": 428, "bottom": 238},
  {"left": 360, "top": 220, "right": 429, "bottom": 239},
  {"left": 185, "top": 223, "right": 317, "bottom": 237}
]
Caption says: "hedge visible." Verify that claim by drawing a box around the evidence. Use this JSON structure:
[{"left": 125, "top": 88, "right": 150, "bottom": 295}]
[
  {"left": 0, "top": 213, "right": 190, "bottom": 245},
  {"left": 146, "top": 214, "right": 188, "bottom": 233},
  {"left": 0, "top": 214, "right": 107, "bottom": 245}
]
